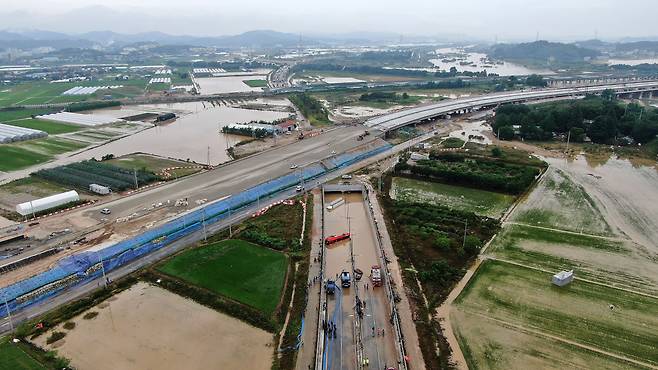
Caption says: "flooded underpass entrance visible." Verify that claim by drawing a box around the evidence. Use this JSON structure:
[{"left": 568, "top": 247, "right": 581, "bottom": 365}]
[{"left": 322, "top": 186, "right": 399, "bottom": 370}]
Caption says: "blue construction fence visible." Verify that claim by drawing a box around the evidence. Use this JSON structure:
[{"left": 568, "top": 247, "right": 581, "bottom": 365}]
[{"left": 0, "top": 142, "right": 392, "bottom": 318}]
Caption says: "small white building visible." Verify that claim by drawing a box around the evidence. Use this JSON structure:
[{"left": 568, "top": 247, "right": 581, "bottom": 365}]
[
  {"left": 552, "top": 270, "right": 574, "bottom": 287},
  {"left": 16, "top": 190, "right": 80, "bottom": 216},
  {"left": 89, "top": 184, "right": 112, "bottom": 195},
  {"left": 410, "top": 152, "right": 430, "bottom": 161}
]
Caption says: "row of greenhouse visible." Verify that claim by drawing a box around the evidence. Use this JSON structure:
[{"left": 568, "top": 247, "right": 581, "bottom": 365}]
[{"left": 0, "top": 123, "right": 47, "bottom": 143}]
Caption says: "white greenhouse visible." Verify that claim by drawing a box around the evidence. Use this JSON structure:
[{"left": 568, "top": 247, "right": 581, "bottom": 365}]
[
  {"left": 16, "top": 191, "right": 80, "bottom": 216},
  {"left": 0, "top": 123, "right": 47, "bottom": 143}
]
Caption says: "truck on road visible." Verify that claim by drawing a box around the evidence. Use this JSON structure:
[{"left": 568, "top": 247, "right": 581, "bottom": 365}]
[{"left": 371, "top": 265, "right": 382, "bottom": 287}]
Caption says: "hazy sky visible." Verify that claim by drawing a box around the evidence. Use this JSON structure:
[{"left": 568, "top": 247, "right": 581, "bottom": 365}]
[{"left": 2, "top": 0, "right": 657, "bottom": 41}]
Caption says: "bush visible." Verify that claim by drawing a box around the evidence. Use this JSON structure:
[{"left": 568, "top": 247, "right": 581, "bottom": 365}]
[
  {"left": 62, "top": 321, "right": 76, "bottom": 330},
  {"left": 434, "top": 235, "right": 451, "bottom": 250},
  {"left": 464, "top": 235, "right": 482, "bottom": 255},
  {"left": 82, "top": 311, "right": 98, "bottom": 320},
  {"left": 46, "top": 331, "right": 66, "bottom": 344}
]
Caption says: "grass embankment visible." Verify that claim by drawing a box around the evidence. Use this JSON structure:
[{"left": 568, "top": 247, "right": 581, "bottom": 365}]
[
  {"left": 243, "top": 79, "right": 268, "bottom": 88},
  {"left": 108, "top": 153, "right": 200, "bottom": 178},
  {"left": 289, "top": 93, "right": 331, "bottom": 126},
  {"left": 454, "top": 260, "right": 658, "bottom": 367},
  {"left": 159, "top": 239, "right": 288, "bottom": 316},
  {"left": 440, "top": 137, "right": 465, "bottom": 148},
  {"left": 391, "top": 177, "right": 515, "bottom": 218}
]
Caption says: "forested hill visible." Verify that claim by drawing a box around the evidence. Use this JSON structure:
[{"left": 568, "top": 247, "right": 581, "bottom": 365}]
[{"left": 490, "top": 41, "right": 599, "bottom": 64}]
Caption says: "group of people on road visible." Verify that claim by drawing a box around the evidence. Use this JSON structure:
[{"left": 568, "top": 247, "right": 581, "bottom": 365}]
[
  {"left": 371, "top": 326, "right": 385, "bottom": 337},
  {"left": 322, "top": 319, "right": 338, "bottom": 339}
]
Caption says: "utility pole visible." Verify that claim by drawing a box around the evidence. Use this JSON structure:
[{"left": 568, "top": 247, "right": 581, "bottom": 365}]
[
  {"left": 207, "top": 146, "right": 211, "bottom": 168},
  {"left": 29, "top": 200, "right": 35, "bottom": 220},
  {"left": 462, "top": 219, "right": 468, "bottom": 250},
  {"left": 3, "top": 295, "right": 13, "bottom": 331},
  {"left": 133, "top": 169, "right": 138, "bottom": 190},
  {"left": 565, "top": 129, "right": 571, "bottom": 157}
]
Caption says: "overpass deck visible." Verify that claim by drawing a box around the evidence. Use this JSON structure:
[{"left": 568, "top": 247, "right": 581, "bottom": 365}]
[{"left": 365, "top": 80, "right": 658, "bottom": 132}]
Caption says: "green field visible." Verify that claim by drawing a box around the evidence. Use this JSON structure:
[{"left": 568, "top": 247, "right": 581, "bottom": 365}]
[
  {"left": 489, "top": 224, "right": 658, "bottom": 295},
  {"left": 0, "top": 340, "right": 46, "bottom": 370},
  {"left": 158, "top": 239, "right": 288, "bottom": 315},
  {"left": 0, "top": 79, "right": 149, "bottom": 108},
  {"left": 17, "top": 138, "right": 88, "bottom": 156},
  {"left": 0, "top": 138, "right": 88, "bottom": 172},
  {"left": 0, "top": 108, "right": 58, "bottom": 122},
  {"left": 454, "top": 260, "right": 658, "bottom": 368},
  {"left": 243, "top": 79, "right": 268, "bottom": 88},
  {"left": 391, "top": 176, "right": 515, "bottom": 218},
  {"left": 5, "top": 119, "right": 80, "bottom": 135},
  {"left": 0, "top": 146, "right": 52, "bottom": 172}
]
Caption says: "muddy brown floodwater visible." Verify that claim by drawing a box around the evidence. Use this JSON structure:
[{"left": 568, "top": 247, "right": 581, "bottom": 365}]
[
  {"left": 549, "top": 155, "right": 658, "bottom": 251},
  {"left": 71, "top": 101, "right": 290, "bottom": 165},
  {"left": 34, "top": 282, "right": 273, "bottom": 370}
]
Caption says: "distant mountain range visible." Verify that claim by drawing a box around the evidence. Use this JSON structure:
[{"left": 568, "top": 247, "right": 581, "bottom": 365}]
[
  {"left": 0, "top": 29, "right": 439, "bottom": 52},
  {"left": 0, "top": 29, "right": 314, "bottom": 50}
]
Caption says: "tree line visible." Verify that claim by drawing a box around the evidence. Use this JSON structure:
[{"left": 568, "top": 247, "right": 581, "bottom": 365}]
[
  {"left": 288, "top": 93, "right": 329, "bottom": 125},
  {"left": 395, "top": 155, "right": 540, "bottom": 194},
  {"left": 493, "top": 94, "right": 658, "bottom": 144}
]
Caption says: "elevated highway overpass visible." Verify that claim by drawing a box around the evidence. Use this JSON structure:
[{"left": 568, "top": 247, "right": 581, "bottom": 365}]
[{"left": 365, "top": 80, "right": 658, "bottom": 132}]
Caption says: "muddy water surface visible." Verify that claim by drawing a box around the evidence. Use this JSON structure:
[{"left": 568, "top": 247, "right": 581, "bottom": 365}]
[
  {"left": 34, "top": 282, "right": 273, "bottom": 370},
  {"left": 71, "top": 102, "right": 289, "bottom": 164},
  {"left": 549, "top": 156, "right": 658, "bottom": 250}
]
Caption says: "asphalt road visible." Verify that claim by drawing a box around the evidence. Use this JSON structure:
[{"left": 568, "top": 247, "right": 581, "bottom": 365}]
[
  {"left": 0, "top": 125, "right": 381, "bottom": 268},
  {"left": 82, "top": 125, "right": 380, "bottom": 221}
]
